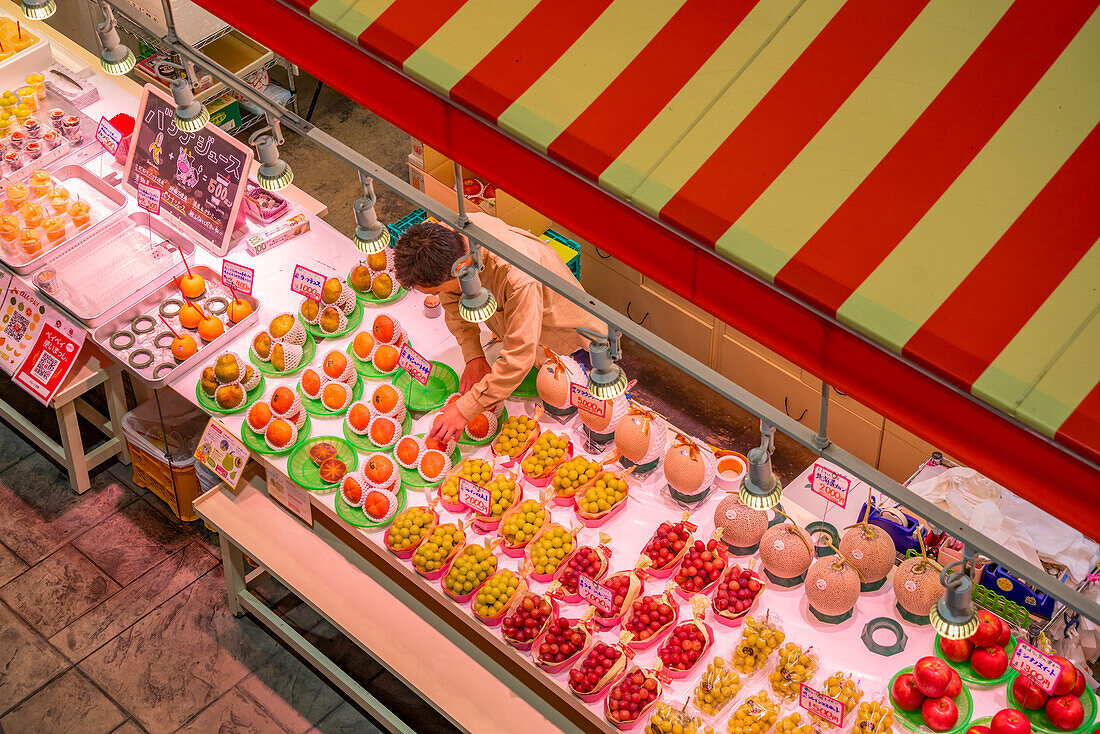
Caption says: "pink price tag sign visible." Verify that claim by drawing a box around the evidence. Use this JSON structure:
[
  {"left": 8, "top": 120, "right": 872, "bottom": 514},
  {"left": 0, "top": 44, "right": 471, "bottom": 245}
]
[
  {"left": 578, "top": 574, "right": 613, "bottom": 615},
  {"left": 810, "top": 463, "right": 851, "bottom": 508},
  {"left": 799, "top": 684, "right": 845, "bottom": 726},
  {"left": 398, "top": 343, "right": 431, "bottom": 386},
  {"left": 458, "top": 478, "right": 490, "bottom": 515},
  {"left": 1010, "top": 641, "right": 1063, "bottom": 694},
  {"left": 95, "top": 116, "right": 122, "bottom": 154},
  {"left": 569, "top": 382, "right": 605, "bottom": 417},
  {"left": 221, "top": 260, "right": 254, "bottom": 296},
  {"left": 290, "top": 264, "right": 324, "bottom": 300},
  {"left": 137, "top": 181, "right": 161, "bottom": 214}
]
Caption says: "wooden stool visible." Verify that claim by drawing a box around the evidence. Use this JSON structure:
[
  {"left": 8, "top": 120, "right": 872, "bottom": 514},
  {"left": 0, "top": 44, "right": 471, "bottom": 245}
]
[{"left": 0, "top": 344, "right": 130, "bottom": 493}]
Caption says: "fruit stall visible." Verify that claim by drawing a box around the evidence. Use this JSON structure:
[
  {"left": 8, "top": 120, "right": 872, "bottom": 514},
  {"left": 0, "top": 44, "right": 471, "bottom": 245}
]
[{"left": 7, "top": 2, "right": 1098, "bottom": 734}]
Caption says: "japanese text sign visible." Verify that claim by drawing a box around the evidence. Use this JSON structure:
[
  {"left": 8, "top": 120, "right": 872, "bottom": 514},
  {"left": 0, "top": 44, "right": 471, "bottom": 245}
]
[
  {"left": 458, "top": 478, "right": 490, "bottom": 515},
  {"left": 13, "top": 319, "right": 85, "bottom": 404},
  {"left": 95, "top": 116, "right": 122, "bottom": 154},
  {"left": 194, "top": 419, "right": 249, "bottom": 489},
  {"left": 290, "top": 264, "right": 324, "bottom": 300},
  {"left": 569, "top": 382, "right": 605, "bottom": 418},
  {"left": 221, "top": 260, "right": 254, "bottom": 296},
  {"left": 1010, "top": 641, "right": 1063, "bottom": 694},
  {"left": 799, "top": 684, "right": 845, "bottom": 726},
  {"left": 137, "top": 181, "right": 161, "bottom": 214},
  {"left": 578, "top": 574, "right": 613, "bottom": 614},
  {"left": 398, "top": 343, "right": 431, "bottom": 386},
  {"left": 810, "top": 463, "right": 851, "bottom": 508},
  {"left": 267, "top": 466, "right": 312, "bottom": 526}
]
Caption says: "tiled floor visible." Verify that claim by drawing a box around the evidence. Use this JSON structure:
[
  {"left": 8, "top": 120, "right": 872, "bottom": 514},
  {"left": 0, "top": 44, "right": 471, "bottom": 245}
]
[{"left": 0, "top": 418, "right": 456, "bottom": 734}]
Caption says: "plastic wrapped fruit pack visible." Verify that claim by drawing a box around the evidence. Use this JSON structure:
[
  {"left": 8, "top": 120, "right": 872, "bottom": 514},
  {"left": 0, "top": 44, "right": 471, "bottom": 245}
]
[
  {"left": 812, "top": 672, "right": 864, "bottom": 728},
  {"left": 852, "top": 699, "right": 894, "bottom": 734},
  {"left": 731, "top": 612, "right": 786, "bottom": 675},
  {"left": 693, "top": 656, "right": 742, "bottom": 718},
  {"left": 769, "top": 642, "right": 819, "bottom": 700},
  {"left": 648, "top": 701, "right": 704, "bottom": 734},
  {"left": 726, "top": 690, "right": 779, "bottom": 734}
]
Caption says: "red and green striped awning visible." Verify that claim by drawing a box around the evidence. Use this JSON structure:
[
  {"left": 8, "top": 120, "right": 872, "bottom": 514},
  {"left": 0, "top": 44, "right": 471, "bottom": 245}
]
[{"left": 195, "top": 0, "right": 1100, "bottom": 536}]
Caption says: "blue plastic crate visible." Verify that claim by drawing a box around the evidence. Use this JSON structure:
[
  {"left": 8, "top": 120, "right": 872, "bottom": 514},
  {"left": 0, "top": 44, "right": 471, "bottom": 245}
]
[
  {"left": 539, "top": 229, "right": 581, "bottom": 280},
  {"left": 980, "top": 563, "right": 1055, "bottom": 618},
  {"left": 388, "top": 208, "right": 428, "bottom": 241}
]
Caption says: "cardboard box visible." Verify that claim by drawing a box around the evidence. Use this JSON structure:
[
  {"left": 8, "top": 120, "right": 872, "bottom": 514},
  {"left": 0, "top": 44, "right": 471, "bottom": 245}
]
[{"left": 207, "top": 95, "right": 243, "bottom": 132}]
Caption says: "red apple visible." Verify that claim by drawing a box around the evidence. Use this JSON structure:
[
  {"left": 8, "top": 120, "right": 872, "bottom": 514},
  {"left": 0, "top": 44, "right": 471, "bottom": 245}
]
[
  {"left": 922, "top": 696, "right": 960, "bottom": 732},
  {"left": 1051, "top": 656, "right": 1077, "bottom": 697},
  {"left": 945, "top": 669, "right": 963, "bottom": 699},
  {"left": 1012, "top": 675, "right": 1051, "bottom": 710},
  {"left": 941, "top": 637, "right": 975, "bottom": 663},
  {"left": 1045, "top": 694, "right": 1085, "bottom": 731},
  {"left": 972, "top": 645, "right": 1009, "bottom": 679},
  {"left": 970, "top": 610, "right": 1002, "bottom": 647},
  {"left": 1070, "top": 666, "right": 1085, "bottom": 697},
  {"left": 991, "top": 708, "right": 1032, "bottom": 734},
  {"left": 967, "top": 727, "right": 992, "bottom": 734},
  {"left": 997, "top": 619, "right": 1012, "bottom": 647},
  {"left": 462, "top": 178, "right": 481, "bottom": 197},
  {"left": 915, "top": 657, "right": 953, "bottom": 697},
  {"left": 892, "top": 673, "right": 926, "bottom": 712}
]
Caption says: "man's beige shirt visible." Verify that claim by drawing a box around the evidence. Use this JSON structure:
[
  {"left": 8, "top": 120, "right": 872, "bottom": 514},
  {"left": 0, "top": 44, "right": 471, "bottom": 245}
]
[{"left": 442, "top": 212, "right": 603, "bottom": 419}]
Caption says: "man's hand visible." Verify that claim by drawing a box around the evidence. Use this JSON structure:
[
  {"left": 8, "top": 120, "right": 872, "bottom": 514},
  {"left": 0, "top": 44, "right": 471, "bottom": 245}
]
[
  {"left": 460, "top": 357, "right": 492, "bottom": 394},
  {"left": 429, "top": 401, "right": 467, "bottom": 444}
]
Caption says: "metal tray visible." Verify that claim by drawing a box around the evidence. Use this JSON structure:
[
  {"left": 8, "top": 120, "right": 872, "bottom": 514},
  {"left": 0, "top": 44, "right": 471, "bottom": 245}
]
[
  {"left": 33, "top": 211, "right": 197, "bottom": 327},
  {"left": 92, "top": 265, "right": 260, "bottom": 388},
  {"left": 0, "top": 163, "right": 127, "bottom": 274}
]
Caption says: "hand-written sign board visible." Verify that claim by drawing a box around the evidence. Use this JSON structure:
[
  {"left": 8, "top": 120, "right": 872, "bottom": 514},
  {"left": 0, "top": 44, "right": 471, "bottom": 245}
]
[
  {"left": 800, "top": 684, "right": 845, "bottom": 726},
  {"left": 124, "top": 84, "right": 252, "bottom": 256},
  {"left": 810, "top": 463, "right": 851, "bottom": 508},
  {"left": 1010, "top": 641, "right": 1063, "bottom": 694}
]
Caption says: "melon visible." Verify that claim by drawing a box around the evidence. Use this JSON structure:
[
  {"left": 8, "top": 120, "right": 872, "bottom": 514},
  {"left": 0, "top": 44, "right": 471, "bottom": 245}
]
[
  {"left": 615, "top": 407, "right": 667, "bottom": 465},
  {"left": 806, "top": 556, "right": 861, "bottom": 622},
  {"left": 535, "top": 351, "right": 581, "bottom": 409},
  {"left": 893, "top": 556, "right": 944, "bottom": 621},
  {"left": 839, "top": 523, "right": 896, "bottom": 590},
  {"left": 713, "top": 493, "right": 768, "bottom": 554},
  {"left": 578, "top": 392, "right": 629, "bottom": 435},
  {"left": 663, "top": 435, "right": 717, "bottom": 497},
  {"left": 759, "top": 523, "right": 814, "bottom": 586}
]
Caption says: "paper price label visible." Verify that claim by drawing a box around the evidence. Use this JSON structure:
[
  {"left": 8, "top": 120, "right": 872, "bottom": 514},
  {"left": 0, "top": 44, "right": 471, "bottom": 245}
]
[
  {"left": 800, "top": 684, "right": 845, "bottom": 726},
  {"left": 569, "top": 382, "right": 605, "bottom": 417},
  {"left": 578, "top": 574, "right": 613, "bottom": 614},
  {"left": 137, "top": 181, "right": 161, "bottom": 215},
  {"left": 267, "top": 467, "right": 312, "bottom": 526},
  {"left": 1010, "top": 641, "right": 1063, "bottom": 694},
  {"left": 458, "top": 478, "right": 490, "bottom": 515},
  {"left": 810, "top": 463, "right": 851, "bottom": 508},
  {"left": 398, "top": 343, "right": 431, "bottom": 386},
  {"left": 221, "top": 260, "right": 254, "bottom": 295},
  {"left": 194, "top": 419, "right": 249, "bottom": 489},
  {"left": 96, "top": 116, "right": 122, "bottom": 153},
  {"left": 290, "top": 264, "right": 325, "bottom": 300}
]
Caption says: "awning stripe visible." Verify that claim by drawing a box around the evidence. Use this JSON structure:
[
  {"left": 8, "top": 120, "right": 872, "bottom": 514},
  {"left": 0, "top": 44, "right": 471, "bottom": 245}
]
[
  {"left": 325, "top": 0, "right": 395, "bottom": 41},
  {"left": 773, "top": 0, "right": 1095, "bottom": 315},
  {"left": 448, "top": 0, "right": 611, "bottom": 122},
  {"left": 357, "top": 0, "right": 468, "bottom": 67},
  {"left": 545, "top": 0, "right": 758, "bottom": 180},
  {"left": 1057, "top": 380, "right": 1100, "bottom": 463},
  {"left": 902, "top": 123, "right": 1100, "bottom": 388},
  {"left": 1018, "top": 308, "right": 1100, "bottom": 440},
  {"left": 656, "top": 0, "right": 929, "bottom": 246}
]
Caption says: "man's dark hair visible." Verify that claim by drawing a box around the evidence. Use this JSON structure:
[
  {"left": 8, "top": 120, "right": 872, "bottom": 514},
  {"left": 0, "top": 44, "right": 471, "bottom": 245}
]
[{"left": 393, "top": 223, "right": 467, "bottom": 289}]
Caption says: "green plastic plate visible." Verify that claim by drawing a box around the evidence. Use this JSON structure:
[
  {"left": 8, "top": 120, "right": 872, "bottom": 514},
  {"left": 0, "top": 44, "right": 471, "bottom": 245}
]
[
  {"left": 398, "top": 433, "right": 461, "bottom": 488},
  {"left": 1005, "top": 671, "right": 1097, "bottom": 734},
  {"left": 250, "top": 334, "right": 317, "bottom": 376},
  {"left": 459, "top": 406, "right": 508, "bottom": 446},
  {"left": 347, "top": 340, "right": 413, "bottom": 380},
  {"left": 297, "top": 377, "right": 364, "bottom": 417},
  {"left": 335, "top": 481, "right": 407, "bottom": 528},
  {"left": 196, "top": 375, "right": 265, "bottom": 414},
  {"left": 348, "top": 278, "right": 407, "bottom": 306},
  {"left": 392, "top": 361, "right": 459, "bottom": 412},
  {"left": 342, "top": 412, "right": 412, "bottom": 453},
  {"left": 510, "top": 365, "right": 539, "bottom": 398},
  {"left": 299, "top": 300, "right": 363, "bottom": 340},
  {"left": 241, "top": 415, "right": 311, "bottom": 455},
  {"left": 889, "top": 668, "right": 974, "bottom": 734},
  {"left": 935, "top": 635, "right": 1017, "bottom": 687},
  {"left": 286, "top": 436, "right": 359, "bottom": 492}
]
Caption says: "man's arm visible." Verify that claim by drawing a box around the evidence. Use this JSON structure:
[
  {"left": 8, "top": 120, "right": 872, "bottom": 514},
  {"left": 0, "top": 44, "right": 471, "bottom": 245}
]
[{"left": 440, "top": 290, "right": 486, "bottom": 364}]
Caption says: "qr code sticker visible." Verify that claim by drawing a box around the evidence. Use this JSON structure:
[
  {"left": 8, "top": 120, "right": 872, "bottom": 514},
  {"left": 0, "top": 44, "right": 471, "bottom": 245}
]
[
  {"left": 31, "top": 351, "right": 58, "bottom": 384},
  {"left": 4, "top": 311, "right": 29, "bottom": 342}
]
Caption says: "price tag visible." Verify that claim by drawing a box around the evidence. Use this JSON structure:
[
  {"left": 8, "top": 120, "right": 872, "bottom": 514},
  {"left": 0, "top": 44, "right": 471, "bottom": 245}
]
[
  {"left": 267, "top": 466, "right": 312, "bottom": 526},
  {"left": 137, "top": 181, "right": 161, "bottom": 214},
  {"left": 810, "top": 463, "right": 851, "bottom": 508},
  {"left": 1010, "top": 641, "right": 1063, "bottom": 694},
  {"left": 291, "top": 264, "right": 325, "bottom": 300},
  {"left": 221, "top": 260, "right": 254, "bottom": 296},
  {"left": 569, "top": 382, "right": 605, "bottom": 417},
  {"left": 800, "top": 684, "right": 845, "bottom": 726},
  {"left": 398, "top": 343, "right": 431, "bottom": 386},
  {"left": 578, "top": 574, "right": 613, "bottom": 614},
  {"left": 194, "top": 419, "right": 249, "bottom": 489},
  {"left": 95, "top": 116, "right": 122, "bottom": 154},
  {"left": 458, "top": 478, "right": 490, "bottom": 515}
]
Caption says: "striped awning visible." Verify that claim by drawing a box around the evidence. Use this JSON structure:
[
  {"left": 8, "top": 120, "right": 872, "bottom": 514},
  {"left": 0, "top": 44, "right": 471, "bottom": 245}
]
[{"left": 195, "top": 0, "right": 1100, "bottom": 535}]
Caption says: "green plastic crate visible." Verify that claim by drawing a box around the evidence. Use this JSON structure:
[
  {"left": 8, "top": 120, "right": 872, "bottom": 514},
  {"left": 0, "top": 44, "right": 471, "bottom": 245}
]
[
  {"left": 388, "top": 209, "right": 428, "bottom": 241},
  {"left": 540, "top": 229, "right": 581, "bottom": 280}
]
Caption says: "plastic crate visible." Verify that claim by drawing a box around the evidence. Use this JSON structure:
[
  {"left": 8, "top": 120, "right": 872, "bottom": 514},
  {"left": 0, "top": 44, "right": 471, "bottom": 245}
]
[
  {"left": 539, "top": 229, "right": 581, "bottom": 280},
  {"left": 388, "top": 208, "right": 429, "bottom": 241}
]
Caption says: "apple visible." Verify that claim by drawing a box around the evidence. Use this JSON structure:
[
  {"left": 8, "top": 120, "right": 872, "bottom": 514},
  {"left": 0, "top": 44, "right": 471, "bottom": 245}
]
[
  {"left": 1070, "top": 666, "right": 1085, "bottom": 697},
  {"left": 941, "top": 637, "right": 975, "bottom": 663},
  {"left": 922, "top": 696, "right": 960, "bottom": 732},
  {"left": 892, "top": 673, "right": 926, "bottom": 712},
  {"left": 997, "top": 619, "right": 1012, "bottom": 647},
  {"left": 1051, "top": 656, "right": 1077, "bottom": 697},
  {"left": 1045, "top": 694, "right": 1085, "bottom": 731},
  {"left": 462, "top": 178, "right": 481, "bottom": 197},
  {"left": 970, "top": 610, "right": 1002, "bottom": 647},
  {"left": 915, "top": 657, "right": 953, "bottom": 697},
  {"left": 945, "top": 669, "right": 963, "bottom": 699},
  {"left": 967, "top": 727, "right": 992, "bottom": 734},
  {"left": 1012, "top": 675, "right": 1050, "bottom": 710},
  {"left": 972, "top": 645, "right": 1009, "bottom": 679},
  {"left": 991, "top": 708, "right": 1032, "bottom": 734}
]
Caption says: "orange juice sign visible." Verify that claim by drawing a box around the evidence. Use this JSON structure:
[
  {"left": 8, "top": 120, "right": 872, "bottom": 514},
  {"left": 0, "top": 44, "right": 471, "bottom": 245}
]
[{"left": 810, "top": 463, "right": 851, "bottom": 508}]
